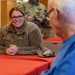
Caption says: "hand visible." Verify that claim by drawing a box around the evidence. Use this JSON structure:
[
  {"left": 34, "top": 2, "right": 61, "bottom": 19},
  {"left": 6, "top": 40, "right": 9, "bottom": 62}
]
[
  {"left": 6, "top": 45, "right": 18, "bottom": 55},
  {"left": 39, "top": 13, "right": 45, "bottom": 19},
  {"left": 27, "top": 16, "right": 34, "bottom": 22}
]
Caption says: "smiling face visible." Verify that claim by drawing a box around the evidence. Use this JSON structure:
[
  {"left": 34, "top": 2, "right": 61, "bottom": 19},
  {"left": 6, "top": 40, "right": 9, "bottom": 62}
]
[{"left": 10, "top": 10, "right": 25, "bottom": 28}]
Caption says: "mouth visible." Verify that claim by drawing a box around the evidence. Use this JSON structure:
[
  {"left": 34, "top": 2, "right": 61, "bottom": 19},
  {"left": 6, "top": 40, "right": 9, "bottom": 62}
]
[{"left": 14, "top": 21, "right": 21, "bottom": 25}]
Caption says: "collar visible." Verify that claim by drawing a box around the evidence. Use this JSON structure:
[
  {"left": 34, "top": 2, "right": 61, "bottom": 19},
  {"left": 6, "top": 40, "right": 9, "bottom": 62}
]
[
  {"left": 50, "top": 34, "right": 75, "bottom": 71},
  {"left": 8, "top": 22, "right": 26, "bottom": 35}
]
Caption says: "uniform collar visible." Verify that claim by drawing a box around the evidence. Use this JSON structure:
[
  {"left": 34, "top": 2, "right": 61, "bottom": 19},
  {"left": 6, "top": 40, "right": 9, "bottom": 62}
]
[{"left": 8, "top": 22, "right": 26, "bottom": 35}]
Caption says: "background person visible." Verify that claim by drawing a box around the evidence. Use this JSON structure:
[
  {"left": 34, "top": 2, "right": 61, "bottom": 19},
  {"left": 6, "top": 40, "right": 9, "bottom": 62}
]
[
  {"left": 41, "top": 0, "right": 75, "bottom": 75},
  {"left": 19, "top": 0, "right": 55, "bottom": 39}
]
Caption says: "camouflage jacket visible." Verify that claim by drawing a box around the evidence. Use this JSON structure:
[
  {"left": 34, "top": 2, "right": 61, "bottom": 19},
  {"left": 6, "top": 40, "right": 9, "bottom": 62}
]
[
  {"left": 0, "top": 22, "right": 43, "bottom": 54},
  {"left": 19, "top": 1, "right": 47, "bottom": 27}
]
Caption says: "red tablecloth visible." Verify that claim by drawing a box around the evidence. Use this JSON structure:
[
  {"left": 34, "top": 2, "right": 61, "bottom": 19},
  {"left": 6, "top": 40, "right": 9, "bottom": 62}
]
[
  {"left": 0, "top": 54, "right": 55, "bottom": 75},
  {"left": 44, "top": 36, "right": 63, "bottom": 43}
]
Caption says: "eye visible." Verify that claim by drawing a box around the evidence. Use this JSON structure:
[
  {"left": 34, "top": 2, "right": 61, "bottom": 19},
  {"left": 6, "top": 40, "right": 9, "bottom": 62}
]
[
  {"left": 11, "top": 15, "right": 23, "bottom": 18},
  {"left": 10, "top": 15, "right": 24, "bottom": 20}
]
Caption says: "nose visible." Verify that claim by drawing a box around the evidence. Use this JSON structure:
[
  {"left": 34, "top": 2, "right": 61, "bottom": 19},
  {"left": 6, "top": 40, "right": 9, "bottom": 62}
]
[{"left": 15, "top": 17, "right": 19, "bottom": 21}]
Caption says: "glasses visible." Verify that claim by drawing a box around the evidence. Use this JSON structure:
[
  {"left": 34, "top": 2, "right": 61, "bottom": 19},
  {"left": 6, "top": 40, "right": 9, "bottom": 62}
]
[
  {"left": 47, "top": 8, "right": 59, "bottom": 17},
  {"left": 10, "top": 15, "right": 24, "bottom": 20}
]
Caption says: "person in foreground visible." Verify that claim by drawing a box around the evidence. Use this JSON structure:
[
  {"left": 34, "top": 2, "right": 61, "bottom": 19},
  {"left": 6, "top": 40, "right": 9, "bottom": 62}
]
[
  {"left": 0, "top": 7, "right": 54, "bottom": 56},
  {"left": 41, "top": 0, "right": 75, "bottom": 75}
]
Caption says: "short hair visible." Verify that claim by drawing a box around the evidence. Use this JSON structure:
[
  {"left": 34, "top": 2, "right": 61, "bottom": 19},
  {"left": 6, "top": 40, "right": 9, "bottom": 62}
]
[
  {"left": 48, "top": 0, "right": 75, "bottom": 14},
  {"left": 9, "top": 7, "right": 25, "bottom": 18}
]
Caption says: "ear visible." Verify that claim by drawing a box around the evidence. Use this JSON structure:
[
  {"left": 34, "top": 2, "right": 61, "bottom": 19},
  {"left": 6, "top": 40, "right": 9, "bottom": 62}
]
[{"left": 52, "top": 6, "right": 59, "bottom": 19}]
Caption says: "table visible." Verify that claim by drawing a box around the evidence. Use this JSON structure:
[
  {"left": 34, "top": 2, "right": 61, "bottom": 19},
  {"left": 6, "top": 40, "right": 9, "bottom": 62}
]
[
  {"left": 0, "top": 54, "right": 55, "bottom": 75},
  {"left": 43, "top": 36, "right": 63, "bottom": 43},
  {"left": 43, "top": 37, "right": 63, "bottom": 55}
]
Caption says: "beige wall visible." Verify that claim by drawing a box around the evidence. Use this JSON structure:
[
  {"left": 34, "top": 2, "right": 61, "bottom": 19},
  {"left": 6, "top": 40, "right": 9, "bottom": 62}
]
[
  {"left": 1, "top": 0, "right": 17, "bottom": 27},
  {"left": 40, "top": 0, "right": 48, "bottom": 8},
  {"left": 1, "top": 1, "right": 7, "bottom": 27},
  {"left": 7, "top": 0, "right": 17, "bottom": 24}
]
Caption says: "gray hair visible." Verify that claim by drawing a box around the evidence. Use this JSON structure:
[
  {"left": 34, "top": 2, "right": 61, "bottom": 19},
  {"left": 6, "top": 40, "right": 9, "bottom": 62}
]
[
  {"left": 48, "top": 0, "right": 75, "bottom": 31},
  {"left": 48, "top": 0, "right": 75, "bottom": 14}
]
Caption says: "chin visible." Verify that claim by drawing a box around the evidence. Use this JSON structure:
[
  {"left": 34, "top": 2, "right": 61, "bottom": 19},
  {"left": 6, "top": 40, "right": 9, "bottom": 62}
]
[
  {"left": 56, "top": 33, "right": 61, "bottom": 37},
  {"left": 14, "top": 24, "right": 22, "bottom": 28},
  {"left": 14, "top": 26, "right": 20, "bottom": 28}
]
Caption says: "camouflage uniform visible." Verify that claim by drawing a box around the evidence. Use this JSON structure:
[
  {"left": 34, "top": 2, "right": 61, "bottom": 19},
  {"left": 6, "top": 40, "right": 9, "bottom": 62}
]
[
  {"left": 19, "top": 1, "right": 55, "bottom": 39},
  {"left": 0, "top": 22, "right": 43, "bottom": 54}
]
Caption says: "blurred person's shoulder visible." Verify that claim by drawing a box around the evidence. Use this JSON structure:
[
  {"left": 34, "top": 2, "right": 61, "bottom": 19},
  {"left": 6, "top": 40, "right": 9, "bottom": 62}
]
[
  {"left": 1, "top": 24, "right": 10, "bottom": 30},
  {"left": 0, "top": 24, "right": 11, "bottom": 34}
]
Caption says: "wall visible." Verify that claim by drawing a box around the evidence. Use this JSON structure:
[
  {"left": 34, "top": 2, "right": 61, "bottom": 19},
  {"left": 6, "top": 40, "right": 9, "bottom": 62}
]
[
  {"left": 1, "top": 1, "right": 7, "bottom": 27},
  {"left": 1, "top": 0, "right": 17, "bottom": 27},
  {"left": 40, "top": 0, "right": 48, "bottom": 8},
  {"left": 7, "top": 0, "right": 17, "bottom": 24}
]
